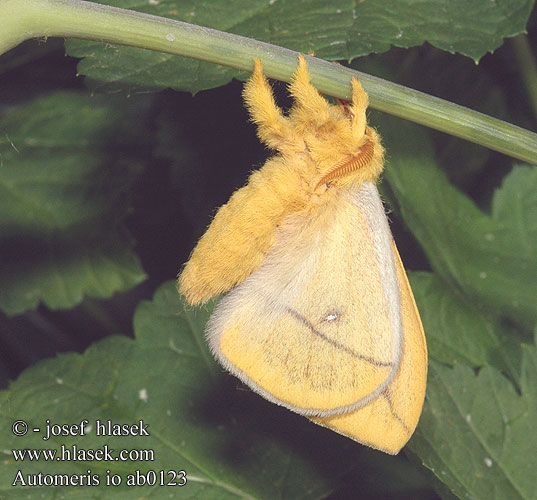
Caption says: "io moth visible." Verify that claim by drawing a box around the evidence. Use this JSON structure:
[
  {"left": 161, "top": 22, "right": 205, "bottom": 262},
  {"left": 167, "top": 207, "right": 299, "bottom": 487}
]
[{"left": 178, "top": 55, "right": 427, "bottom": 454}]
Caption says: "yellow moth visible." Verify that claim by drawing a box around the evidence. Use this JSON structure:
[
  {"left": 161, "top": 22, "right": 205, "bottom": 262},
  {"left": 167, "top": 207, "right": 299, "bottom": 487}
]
[{"left": 178, "top": 55, "right": 427, "bottom": 455}]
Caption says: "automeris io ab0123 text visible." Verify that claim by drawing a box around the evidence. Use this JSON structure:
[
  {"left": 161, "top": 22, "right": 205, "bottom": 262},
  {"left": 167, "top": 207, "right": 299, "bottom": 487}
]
[{"left": 178, "top": 55, "right": 427, "bottom": 455}]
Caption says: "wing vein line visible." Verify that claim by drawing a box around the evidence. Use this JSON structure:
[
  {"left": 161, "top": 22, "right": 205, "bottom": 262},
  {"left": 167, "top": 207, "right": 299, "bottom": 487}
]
[
  {"left": 381, "top": 391, "right": 411, "bottom": 434},
  {"left": 285, "top": 307, "right": 393, "bottom": 368}
]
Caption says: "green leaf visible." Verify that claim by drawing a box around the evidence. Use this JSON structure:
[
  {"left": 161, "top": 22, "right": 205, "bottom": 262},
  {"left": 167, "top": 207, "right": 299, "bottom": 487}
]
[
  {"left": 0, "top": 93, "right": 146, "bottom": 315},
  {"left": 409, "top": 342, "right": 537, "bottom": 500},
  {"left": 0, "top": 282, "right": 432, "bottom": 499},
  {"left": 377, "top": 111, "right": 537, "bottom": 327},
  {"left": 409, "top": 272, "right": 523, "bottom": 382},
  {"left": 345, "top": 0, "right": 534, "bottom": 63},
  {"left": 65, "top": 0, "right": 534, "bottom": 93}
]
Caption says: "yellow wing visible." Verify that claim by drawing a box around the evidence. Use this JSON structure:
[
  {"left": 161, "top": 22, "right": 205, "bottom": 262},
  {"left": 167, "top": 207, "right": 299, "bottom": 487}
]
[
  {"left": 207, "top": 182, "right": 427, "bottom": 454},
  {"left": 312, "top": 239, "right": 427, "bottom": 454}
]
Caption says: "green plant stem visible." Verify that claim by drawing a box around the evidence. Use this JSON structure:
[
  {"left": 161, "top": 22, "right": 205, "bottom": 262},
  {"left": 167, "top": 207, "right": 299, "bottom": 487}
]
[
  {"left": 510, "top": 34, "right": 537, "bottom": 123},
  {"left": 2, "top": 0, "right": 537, "bottom": 165}
]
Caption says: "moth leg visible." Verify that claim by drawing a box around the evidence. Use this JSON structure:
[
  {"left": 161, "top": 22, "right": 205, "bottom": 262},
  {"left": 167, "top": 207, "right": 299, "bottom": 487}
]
[
  {"left": 288, "top": 54, "right": 330, "bottom": 124},
  {"left": 242, "top": 59, "right": 289, "bottom": 149},
  {"left": 350, "top": 78, "right": 369, "bottom": 139}
]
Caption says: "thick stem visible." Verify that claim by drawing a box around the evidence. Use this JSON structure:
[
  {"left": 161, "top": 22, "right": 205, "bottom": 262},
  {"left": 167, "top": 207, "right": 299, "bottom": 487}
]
[{"left": 1, "top": 0, "right": 537, "bottom": 165}]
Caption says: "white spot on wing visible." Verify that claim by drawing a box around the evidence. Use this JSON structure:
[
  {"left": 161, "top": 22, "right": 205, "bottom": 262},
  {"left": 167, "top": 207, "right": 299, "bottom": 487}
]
[
  {"left": 165, "top": 33, "right": 175, "bottom": 42},
  {"left": 484, "top": 457, "right": 493, "bottom": 467}
]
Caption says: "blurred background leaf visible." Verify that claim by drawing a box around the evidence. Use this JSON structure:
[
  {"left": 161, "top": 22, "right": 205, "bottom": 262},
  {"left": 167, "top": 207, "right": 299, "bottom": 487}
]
[
  {"left": 410, "top": 272, "right": 524, "bottom": 383},
  {"left": 0, "top": 93, "right": 146, "bottom": 315},
  {"left": 383, "top": 115, "right": 537, "bottom": 327}
]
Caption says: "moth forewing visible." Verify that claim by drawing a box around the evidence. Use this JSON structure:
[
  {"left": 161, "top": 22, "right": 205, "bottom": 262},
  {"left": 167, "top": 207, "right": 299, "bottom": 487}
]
[{"left": 207, "top": 183, "right": 398, "bottom": 409}]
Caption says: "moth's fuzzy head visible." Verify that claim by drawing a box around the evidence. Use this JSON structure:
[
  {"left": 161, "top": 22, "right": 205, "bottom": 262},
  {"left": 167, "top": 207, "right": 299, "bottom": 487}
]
[{"left": 242, "top": 55, "right": 384, "bottom": 193}]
